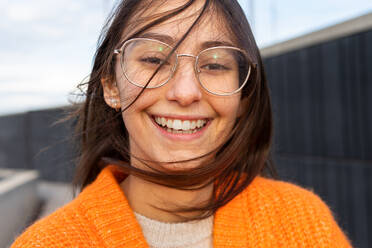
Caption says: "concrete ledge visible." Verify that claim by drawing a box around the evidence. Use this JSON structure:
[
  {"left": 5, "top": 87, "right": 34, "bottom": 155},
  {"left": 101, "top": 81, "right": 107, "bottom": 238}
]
[
  {"left": 260, "top": 11, "right": 372, "bottom": 58},
  {"left": 37, "top": 181, "right": 73, "bottom": 218},
  {"left": 0, "top": 169, "right": 39, "bottom": 248}
]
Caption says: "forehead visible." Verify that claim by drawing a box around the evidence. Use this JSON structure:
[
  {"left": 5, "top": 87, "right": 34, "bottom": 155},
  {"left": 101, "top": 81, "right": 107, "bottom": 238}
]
[{"left": 125, "top": 0, "right": 235, "bottom": 51}]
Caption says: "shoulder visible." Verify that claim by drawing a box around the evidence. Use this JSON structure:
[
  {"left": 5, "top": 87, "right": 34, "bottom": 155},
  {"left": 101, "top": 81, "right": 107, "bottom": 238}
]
[
  {"left": 239, "top": 176, "right": 334, "bottom": 220},
  {"left": 238, "top": 176, "right": 352, "bottom": 246},
  {"left": 246, "top": 175, "right": 325, "bottom": 205},
  {"left": 10, "top": 165, "right": 134, "bottom": 248},
  {"left": 243, "top": 176, "right": 335, "bottom": 221},
  {"left": 10, "top": 195, "right": 102, "bottom": 248}
]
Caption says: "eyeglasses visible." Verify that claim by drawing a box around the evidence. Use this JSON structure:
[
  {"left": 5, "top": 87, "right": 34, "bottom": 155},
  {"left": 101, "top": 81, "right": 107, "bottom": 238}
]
[{"left": 114, "top": 38, "right": 253, "bottom": 96}]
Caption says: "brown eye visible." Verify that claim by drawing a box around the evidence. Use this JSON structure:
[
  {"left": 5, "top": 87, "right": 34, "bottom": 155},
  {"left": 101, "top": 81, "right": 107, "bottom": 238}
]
[
  {"left": 140, "top": 57, "right": 161, "bottom": 64},
  {"left": 139, "top": 56, "right": 170, "bottom": 66},
  {"left": 200, "top": 63, "right": 230, "bottom": 71}
]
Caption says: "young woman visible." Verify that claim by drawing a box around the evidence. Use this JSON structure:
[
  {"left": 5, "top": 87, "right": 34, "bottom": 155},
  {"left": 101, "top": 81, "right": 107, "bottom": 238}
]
[{"left": 12, "top": 0, "right": 352, "bottom": 247}]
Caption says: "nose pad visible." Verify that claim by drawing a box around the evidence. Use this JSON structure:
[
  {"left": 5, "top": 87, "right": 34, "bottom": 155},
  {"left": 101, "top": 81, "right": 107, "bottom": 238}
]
[{"left": 165, "top": 55, "right": 202, "bottom": 106}]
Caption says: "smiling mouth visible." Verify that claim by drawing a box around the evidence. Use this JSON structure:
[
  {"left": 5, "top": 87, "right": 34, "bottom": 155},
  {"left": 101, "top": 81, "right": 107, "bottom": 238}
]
[{"left": 152, "top": 116, "right": 209, "bottom": 134}]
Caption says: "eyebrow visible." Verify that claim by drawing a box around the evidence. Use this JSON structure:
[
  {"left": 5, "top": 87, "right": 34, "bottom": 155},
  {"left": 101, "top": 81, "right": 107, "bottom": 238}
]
[{"left": 139, "top": 32, "right": 235, "bottom": 50}]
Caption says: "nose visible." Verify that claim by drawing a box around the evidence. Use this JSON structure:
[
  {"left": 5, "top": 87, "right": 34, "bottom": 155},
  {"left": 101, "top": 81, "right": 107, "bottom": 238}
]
[{"left": 165, "top": 57, "right": 202, "bottom": 106}]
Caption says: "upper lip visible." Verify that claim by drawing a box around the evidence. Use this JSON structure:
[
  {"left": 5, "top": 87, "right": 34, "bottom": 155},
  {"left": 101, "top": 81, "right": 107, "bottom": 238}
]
[{"left": 150, "top": 113, "right": 212, "bottom": 121}]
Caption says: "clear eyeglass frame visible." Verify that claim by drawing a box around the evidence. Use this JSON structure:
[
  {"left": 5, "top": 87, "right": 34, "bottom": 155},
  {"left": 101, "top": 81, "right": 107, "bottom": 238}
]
[{"left": 114, "top": 37, "right": 253, "bottom": 96}]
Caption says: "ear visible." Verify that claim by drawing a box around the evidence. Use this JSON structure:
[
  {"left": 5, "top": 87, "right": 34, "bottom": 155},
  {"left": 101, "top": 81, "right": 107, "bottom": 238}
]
[{"left": 101, "top": 77, "right": 121, "bottom": 111}]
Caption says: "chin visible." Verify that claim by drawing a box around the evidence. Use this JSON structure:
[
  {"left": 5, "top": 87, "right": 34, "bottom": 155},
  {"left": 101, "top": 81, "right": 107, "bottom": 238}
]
[
  {"left": 160, "top": 160, "right": 202, "bottom": 171},
  {"left": 155, "top": 151, "right": 213, "bottom": 172}
]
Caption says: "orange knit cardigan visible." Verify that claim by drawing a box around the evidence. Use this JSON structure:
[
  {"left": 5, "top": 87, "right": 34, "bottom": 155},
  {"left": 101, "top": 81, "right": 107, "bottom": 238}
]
[{"left": 11, "top": 165, "right": 352, "bottom": 247}]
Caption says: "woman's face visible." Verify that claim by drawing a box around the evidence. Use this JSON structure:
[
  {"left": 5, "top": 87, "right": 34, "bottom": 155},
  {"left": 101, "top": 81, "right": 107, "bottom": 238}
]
[{"left": 114, "top": 1, "right": 242, "bottom": 170}]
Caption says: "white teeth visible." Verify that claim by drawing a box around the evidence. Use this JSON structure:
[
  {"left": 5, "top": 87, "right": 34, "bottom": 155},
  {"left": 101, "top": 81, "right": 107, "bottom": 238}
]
[
  {"left": 173, "top": 119, "right": 182, "bottom": 130},
  {"left": 190, "top": 121, "right": 196, "bottom": 129},
  {"left": 161, "top": 117, "right": 166, "bottom": 126},
  {"left": 196, "top": 120, "right": 202, "bottom": 128},
  {"left": 154, "top": 116, "right": 207, "bottom": 132},
  {"left": 182, "top": 120, "right": 190, "bottom": 130},
  {"left": 167, "top": 119, "right": 172, "bottom": 128}
]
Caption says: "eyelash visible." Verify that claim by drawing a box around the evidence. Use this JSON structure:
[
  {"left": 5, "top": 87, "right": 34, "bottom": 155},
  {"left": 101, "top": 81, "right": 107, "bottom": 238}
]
[
  {"left": 140, "top": 57, "right": 163, "bottom": 64},
  {"left": 200, "top": 63, "right": 230, "bottom": 71},
  {"left": 140, "top": 56, "right": 230, "bottom": 71}
]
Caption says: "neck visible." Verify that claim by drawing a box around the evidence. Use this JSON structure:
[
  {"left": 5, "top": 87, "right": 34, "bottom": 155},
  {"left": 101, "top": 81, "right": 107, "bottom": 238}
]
[{"left": 120, "top": 174, "right": 214, "bottom": 223}]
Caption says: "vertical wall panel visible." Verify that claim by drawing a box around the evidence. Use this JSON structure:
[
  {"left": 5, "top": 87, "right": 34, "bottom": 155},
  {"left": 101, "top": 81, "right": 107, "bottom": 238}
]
[
  {"left": 339, "top": 35, "right": 365, "bottom": 159},
  {"left": 365, "top": 167, "right": 372, "bottom": 247},
  {"left": 286, "top": 51, "right": 306, "bottom": 153},
  {"left": 270, "top": 55, "right": 292, "bottom": 153},
  {"left": 348, "top": 35, "right": 365, "bottom": 159},
  {"left": 308, "top": 46, "right": 326, "bottom": 156},
  {"left": 298, "top": 49, "right": 314, "bottom": 155},
  {"left": 321, "top": 41, "right": 345, "bottom": 157},
  {"left": 266, "top": 59, "right": 282, "bottom": 153},
  {"left": 0, "top": 114, "right": 30, "bottom": 169},
  {"left": 361, "top": 31, "right": 372, "bottom": 160},
  {"left": 350, "top": 165, "right": 369, "bottom": 247}
]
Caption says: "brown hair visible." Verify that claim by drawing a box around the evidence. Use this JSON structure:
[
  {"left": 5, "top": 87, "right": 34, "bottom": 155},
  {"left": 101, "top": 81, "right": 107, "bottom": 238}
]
[{"left": 72, "top": 0, "right": 278, "bottom": 220}]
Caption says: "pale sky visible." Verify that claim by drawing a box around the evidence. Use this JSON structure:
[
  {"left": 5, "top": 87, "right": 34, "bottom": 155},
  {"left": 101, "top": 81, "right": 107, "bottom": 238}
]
[{"left": 0, "top": 0, "right": 371, "bottom": 115}]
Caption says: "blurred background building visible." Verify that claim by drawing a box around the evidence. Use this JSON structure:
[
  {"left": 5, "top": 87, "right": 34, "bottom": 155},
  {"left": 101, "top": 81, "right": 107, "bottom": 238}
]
[{"left": 0, "top": 1, "right": 371, "bottom": 247}]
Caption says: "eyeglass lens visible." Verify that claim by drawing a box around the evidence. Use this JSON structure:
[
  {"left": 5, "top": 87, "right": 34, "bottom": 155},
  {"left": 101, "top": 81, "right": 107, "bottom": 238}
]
[{"left": 121, "top": 39, "right": 250, "bottom": 95}]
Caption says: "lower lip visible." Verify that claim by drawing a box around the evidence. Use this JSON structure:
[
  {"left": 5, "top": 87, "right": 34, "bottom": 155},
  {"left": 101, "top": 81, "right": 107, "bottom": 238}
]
[{"left": 150, "top": 116, "right": 211, "bottom": 141}]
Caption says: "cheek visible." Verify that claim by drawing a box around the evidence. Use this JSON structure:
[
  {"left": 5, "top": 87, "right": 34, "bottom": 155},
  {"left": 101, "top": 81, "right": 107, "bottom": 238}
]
[
  {"left": 211, "top": 97, "right": 241, "bottom": 140},
  {"left": 214, "top": 97, "right": 241, "bottom": 120},
  {"left": 116, "top": 62, "right": 163, "bottom": 112},
  {"left": 116, "top": 65, "right": 140, "bottom": 101},
  {"left": 116, "top": 76, "right": 152, "bottom": 115},
  {"left": 119, "top": 83, "right": 141, "bottom": 107}
]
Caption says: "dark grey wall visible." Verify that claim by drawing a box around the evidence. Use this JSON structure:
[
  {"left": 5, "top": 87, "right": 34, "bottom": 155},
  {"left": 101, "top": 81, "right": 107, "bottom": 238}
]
[
  {"left": 265, "top": 29, "right": 372, "bottom": 159},
  {"left": 0, "top": 108, "right": 76, "bottom": 182},
  {"left": 263, "top": 29, "right": 372, "bottom": 248}
]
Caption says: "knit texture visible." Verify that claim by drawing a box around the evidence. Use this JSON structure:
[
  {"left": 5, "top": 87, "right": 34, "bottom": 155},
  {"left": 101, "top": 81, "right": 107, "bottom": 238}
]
[
  {"left": 133, "top": 212, "right": 213, "bottom": 248},
  {"left": 11, "top": 165, "right": 353, "bottom": 248}
]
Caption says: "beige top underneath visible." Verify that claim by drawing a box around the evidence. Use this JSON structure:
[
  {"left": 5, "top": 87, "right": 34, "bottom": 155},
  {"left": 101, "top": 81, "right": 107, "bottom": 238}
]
[{"left": 134, "top": 212, "right": 214, "bottom": 248}]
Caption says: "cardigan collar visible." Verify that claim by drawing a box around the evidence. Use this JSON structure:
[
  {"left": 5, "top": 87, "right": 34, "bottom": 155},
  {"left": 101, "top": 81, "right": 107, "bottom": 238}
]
[{"left": 77, "top": 165, "right": 250, "bottom": 248}]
